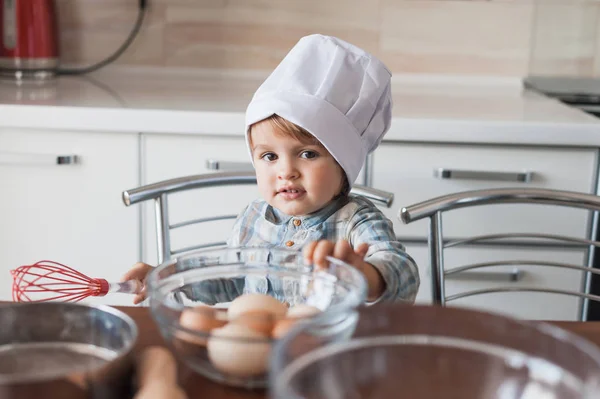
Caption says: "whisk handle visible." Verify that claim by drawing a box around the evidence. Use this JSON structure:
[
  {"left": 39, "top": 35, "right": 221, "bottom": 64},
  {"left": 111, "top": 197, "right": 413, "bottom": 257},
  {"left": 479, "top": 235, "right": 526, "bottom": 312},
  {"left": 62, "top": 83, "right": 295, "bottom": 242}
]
[{"left": 97, "top": 279, "right": 143, "bottom": 296}]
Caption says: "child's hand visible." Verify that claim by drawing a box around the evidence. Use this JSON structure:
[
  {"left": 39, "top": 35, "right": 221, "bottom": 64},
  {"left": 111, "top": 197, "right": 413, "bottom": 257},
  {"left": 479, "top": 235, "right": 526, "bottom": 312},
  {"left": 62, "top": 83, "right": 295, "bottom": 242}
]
[
  {"left": 302, "top": 240, "right": 385, "bottom": 301},
  {"left": 120, "top": 262, "right": 155, "bottom": 305}
]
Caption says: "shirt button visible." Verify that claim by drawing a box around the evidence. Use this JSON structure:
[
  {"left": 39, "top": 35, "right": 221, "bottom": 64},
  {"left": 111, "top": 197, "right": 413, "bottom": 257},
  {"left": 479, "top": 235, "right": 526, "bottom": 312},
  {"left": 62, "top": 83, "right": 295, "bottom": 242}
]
[
  {"left": 285, "top": 240, "right": 294, "bottom": 247},
  {"left": 293, "top": 219, "right": 301, "bottom": 227}
]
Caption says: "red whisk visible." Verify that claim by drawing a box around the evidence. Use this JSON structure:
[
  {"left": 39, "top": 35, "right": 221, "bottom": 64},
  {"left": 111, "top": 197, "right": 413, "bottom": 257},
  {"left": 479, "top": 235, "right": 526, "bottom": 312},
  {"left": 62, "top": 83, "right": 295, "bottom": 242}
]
[{"left": 11, "top": 260, "right": 142, "bottom": 303}]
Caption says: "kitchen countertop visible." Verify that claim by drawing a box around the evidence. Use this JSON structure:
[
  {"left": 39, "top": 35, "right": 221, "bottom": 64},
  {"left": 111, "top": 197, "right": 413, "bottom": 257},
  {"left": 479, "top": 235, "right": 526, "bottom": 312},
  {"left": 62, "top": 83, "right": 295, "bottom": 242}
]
[{"left": 1, "top": 66, "right": 599, "bottom": 146}]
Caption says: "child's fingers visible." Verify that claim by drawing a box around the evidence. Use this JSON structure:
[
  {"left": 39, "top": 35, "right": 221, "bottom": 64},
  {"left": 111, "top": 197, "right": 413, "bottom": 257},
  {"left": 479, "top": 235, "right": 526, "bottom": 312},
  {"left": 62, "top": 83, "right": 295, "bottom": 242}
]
[
  {"left": 133, "top": 293, "right": 146, "bottom": 305},
  {"left": 333, "top": 240, "right": 354, "bottom": 263},
  {"left": 354, "top": 243, "right": 369, "bottom": 258},
  {"left": 119, "top": 262, "right": 151, "bottom": 283},
  {"left": 302, "top": 241, "right": 319, "bottom": 264},
  {"left": 312, "top": 240, "right": 335, "bottom": 269},
  {"left": 334, "top": 240, "right": 369, "bottom": 265},
  {"left": 120, "top": 263, "right": 152, "bottom": 305},
  {"left": 132, "top": 285, "right": 147, "bottom": 304}
]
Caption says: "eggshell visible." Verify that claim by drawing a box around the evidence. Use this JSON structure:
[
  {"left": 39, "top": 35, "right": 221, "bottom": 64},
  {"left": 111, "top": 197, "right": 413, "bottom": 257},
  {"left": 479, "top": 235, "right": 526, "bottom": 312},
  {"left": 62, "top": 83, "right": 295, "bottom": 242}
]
[
  {"left": 177, "top": 305, "right": 227, "bottom": 346},
  {"left": 207, "top": 323, "right": 271, "bottom": 377},
  {"left": 272, "top": 318, "right": 298, "bottom": 339},
  {"left": 286, "top": 304, "right": 322, "bottom": 319},
  {"left": 233, "top": 310, "right": 276, "bottom": 336},
  {"left": 227, "top": 293, "right": 287, "bottom": 320}
]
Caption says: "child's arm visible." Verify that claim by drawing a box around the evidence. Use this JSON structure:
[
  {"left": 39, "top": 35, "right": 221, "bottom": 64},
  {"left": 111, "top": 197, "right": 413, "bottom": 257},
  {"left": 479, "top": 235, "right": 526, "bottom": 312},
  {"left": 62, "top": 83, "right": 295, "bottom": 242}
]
[
  {"left": 347, "top": 204, "right": 420, "bottom": 303},
  {"left": 303, "top": 240, "right": 385, "bottom": 301},
  {"left": 304, "top": 202, "right": 420, "bottom": 304}
]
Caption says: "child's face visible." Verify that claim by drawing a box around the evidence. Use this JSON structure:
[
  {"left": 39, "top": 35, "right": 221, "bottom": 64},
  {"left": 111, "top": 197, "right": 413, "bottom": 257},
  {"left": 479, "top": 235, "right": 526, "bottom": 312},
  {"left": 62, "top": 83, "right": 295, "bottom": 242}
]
[{"left": 250, "top": 120, "right": 345, "bottom": 216}]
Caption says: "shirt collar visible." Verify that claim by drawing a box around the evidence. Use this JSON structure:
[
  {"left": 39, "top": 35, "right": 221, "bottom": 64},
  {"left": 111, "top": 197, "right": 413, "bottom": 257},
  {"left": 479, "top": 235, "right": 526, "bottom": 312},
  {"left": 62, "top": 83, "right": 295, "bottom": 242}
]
[{"left": 265, "top": 196, "right": 349, "bottom": 228}]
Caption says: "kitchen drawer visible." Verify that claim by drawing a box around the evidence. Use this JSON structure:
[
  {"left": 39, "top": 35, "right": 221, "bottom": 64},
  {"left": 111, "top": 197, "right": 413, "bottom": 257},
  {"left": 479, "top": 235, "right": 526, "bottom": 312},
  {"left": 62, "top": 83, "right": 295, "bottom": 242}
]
[
  {"left": 373, "top": 143, "right": 598, "bottom": 240},
  {"left": 406, "top": 243, "right": 585, "bottom": 321},
  {"left": 0, "top": 128, "right": 139, "bottom": 305}
]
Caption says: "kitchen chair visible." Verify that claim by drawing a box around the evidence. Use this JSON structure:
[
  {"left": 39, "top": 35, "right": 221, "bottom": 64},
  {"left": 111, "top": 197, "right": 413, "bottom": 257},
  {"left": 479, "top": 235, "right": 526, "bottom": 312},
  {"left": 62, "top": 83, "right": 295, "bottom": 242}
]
[
  {"left": 400, "top": 188, "right": 600, "bottom": 321},
  {"left": 122, "top": 171, "right": 395, "bottom": 264}
]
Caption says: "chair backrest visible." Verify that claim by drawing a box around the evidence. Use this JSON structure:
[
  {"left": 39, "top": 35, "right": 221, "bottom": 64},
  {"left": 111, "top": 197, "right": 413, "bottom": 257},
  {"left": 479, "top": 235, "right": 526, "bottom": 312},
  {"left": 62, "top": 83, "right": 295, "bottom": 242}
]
[
  {"left": 399, "top": 188, "right": 600, "bottom": 321},
  {"left": 123, "top": 171, "right": 395, "bottom": 264}
]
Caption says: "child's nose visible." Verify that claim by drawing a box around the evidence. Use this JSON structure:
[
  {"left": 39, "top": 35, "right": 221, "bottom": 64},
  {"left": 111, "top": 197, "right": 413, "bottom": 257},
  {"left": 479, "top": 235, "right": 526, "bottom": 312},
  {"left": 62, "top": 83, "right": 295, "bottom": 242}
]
[{"left": 277, "top": 159, "right": 299, "bottom": 180}]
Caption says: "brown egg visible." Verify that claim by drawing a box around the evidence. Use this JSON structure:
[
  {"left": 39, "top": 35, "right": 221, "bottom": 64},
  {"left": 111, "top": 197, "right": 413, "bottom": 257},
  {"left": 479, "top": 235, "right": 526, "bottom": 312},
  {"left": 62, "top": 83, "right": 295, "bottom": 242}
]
[
  {"left": 177, "top": 305, "right": 227, "bottom": 346},
  {"left": 207, "top": 323, "right": 271, "bottom": 377},
  {"left": 271, "top": 304, "right": 323, "bottom": 339},
  {"left": 272, "top": 318, "right": 298, "bottom": 339},
  {"left": 227, "top": 293, "right": 288, "bottom": 320},
  {"left": 232, "top": 310, "right": 276, "bottom": 336},
  {"left": 286, "top": 304, "right": 322, "bottom": 319}
]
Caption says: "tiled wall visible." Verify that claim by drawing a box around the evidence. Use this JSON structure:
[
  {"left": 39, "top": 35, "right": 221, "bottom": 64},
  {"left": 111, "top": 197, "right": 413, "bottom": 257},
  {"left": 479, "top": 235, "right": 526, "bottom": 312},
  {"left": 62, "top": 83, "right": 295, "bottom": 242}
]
[
  {"left": 530, "top": 1, "right": 600, "bottom": 77},
  {"left": 55, "top": 0, "right": 600, "bottom": 77}
]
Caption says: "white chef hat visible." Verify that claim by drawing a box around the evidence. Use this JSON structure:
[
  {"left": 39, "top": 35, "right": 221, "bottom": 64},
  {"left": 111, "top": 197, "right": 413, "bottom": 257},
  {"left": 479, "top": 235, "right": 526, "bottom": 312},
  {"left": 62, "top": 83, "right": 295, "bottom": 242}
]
[{"left": 245, "top": 34, "right": 392, "bottom": 185}]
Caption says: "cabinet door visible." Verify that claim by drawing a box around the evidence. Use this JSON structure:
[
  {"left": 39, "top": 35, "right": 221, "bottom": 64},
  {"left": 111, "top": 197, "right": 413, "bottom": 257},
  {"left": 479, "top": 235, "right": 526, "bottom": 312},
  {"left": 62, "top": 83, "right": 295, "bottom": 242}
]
[
  {"left": 406, "top": 243, "right": 585, "bottom": 321},
  {"left": 142, "top": 134, "right": 260, "bottom": 264},
  {"left": 373, "top": 143, "right": 597, "bottom": 240},
  {"left": 0, "top": 129, "right": 139, "bottom": 305}
]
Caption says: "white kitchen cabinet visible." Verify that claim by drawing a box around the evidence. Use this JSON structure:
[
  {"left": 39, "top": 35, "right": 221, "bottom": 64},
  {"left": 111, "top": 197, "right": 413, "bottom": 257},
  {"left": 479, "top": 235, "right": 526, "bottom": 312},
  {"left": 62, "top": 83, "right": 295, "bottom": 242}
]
[
  {"left": 0, "top": 128, "right": 139, "bottom": 305},
  {"left": 372, "top": 142, "right": 598, "bottom": 320},
  {"left": 406, "top": 243, "right": 585, "bottom": 321},
  {"left": 374, "top": 143, "right": 598, "bottom": 240},
  {"left": 142, "top": 134, "right": 260, "bottom": 264}
]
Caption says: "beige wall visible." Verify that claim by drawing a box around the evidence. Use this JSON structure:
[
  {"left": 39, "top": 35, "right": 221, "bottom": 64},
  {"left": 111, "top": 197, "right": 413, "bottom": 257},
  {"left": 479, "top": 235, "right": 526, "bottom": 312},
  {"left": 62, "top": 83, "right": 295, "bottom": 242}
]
[
  {"left": 530, "top": 1, "right": 600, "bottom": 77},
  {"left": 55, "top": 0, "right": 600, "bottom": 77}
]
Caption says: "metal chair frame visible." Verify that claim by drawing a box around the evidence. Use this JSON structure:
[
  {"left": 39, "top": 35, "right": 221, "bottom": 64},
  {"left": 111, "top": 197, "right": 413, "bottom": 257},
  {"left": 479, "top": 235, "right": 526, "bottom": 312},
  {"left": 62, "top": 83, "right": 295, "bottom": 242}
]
[
  {"left": 123, "top": 171, "right": 395, "bottom": 264},
  {"left": 400, "top": 188, "right": 600, "bottom": 321}
]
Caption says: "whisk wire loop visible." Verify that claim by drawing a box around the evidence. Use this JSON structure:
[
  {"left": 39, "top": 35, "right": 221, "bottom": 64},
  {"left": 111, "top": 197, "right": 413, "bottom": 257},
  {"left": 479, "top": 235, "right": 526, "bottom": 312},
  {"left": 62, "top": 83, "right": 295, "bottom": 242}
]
[{"left": 10, "top": 260, "right": 136, "bottom": 303}]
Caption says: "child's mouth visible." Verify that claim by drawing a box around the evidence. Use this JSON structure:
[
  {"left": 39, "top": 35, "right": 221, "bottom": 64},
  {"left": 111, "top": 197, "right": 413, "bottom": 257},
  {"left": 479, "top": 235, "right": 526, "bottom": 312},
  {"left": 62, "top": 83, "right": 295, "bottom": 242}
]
[{"left": 277, "top": 188, "right": 306, "bottom": 200}]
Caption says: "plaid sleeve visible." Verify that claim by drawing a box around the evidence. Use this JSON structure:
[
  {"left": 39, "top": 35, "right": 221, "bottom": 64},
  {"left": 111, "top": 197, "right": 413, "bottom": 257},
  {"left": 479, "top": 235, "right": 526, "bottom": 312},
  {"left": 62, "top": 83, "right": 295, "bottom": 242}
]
[
  {"left": 226, "top": 204, "right": 250, "bottom": 247},
  {"left": 346, "top": 201, "right": 420, "bottom": 304}
]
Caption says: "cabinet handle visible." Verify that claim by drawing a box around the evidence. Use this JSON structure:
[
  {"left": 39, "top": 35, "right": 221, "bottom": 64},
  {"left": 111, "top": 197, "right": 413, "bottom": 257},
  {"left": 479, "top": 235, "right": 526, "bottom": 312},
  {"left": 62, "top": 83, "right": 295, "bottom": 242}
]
[
  {"left": 0, "top": 152, "right": 79, "bottom": 166},
  {"left": 206, "top": 159, "right": 254, "bottom": 171},
  {"left": 434, "top": 168, "right": 532, "bottom": 183},
  {"left": 446, "top": 268, "right": 523, "bottom": 283}
]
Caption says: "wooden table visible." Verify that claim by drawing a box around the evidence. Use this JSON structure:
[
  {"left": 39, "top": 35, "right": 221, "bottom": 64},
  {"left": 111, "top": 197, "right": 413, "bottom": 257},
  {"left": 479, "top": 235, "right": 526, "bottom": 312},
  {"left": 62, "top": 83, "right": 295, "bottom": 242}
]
[
  {"left": 119, "top": 305, "right": 600, "bottom": 399},
  {"left": 124, "top": 306, "right": 265, "bottom": 399}
]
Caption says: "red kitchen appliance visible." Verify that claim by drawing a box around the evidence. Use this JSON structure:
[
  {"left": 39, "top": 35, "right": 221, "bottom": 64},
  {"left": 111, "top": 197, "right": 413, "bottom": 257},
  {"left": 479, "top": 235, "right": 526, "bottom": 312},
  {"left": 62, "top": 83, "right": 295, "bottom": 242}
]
[
  {"left": 0, "top": 0, "right": 147, "bottom": 82},
  {"left": 0, "top": 0, "right": 59, "bottom": 80}
]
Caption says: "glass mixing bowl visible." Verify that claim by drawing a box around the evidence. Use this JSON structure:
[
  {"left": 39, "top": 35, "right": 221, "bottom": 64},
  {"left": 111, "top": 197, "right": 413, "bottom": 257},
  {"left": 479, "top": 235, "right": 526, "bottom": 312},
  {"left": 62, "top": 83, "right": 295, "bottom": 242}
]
[
  {"left": 270, "top": 304, "right": 600, "bottom": 399},
  {"left": 146, "top": 246, "right": 367, "bottom": 389}
]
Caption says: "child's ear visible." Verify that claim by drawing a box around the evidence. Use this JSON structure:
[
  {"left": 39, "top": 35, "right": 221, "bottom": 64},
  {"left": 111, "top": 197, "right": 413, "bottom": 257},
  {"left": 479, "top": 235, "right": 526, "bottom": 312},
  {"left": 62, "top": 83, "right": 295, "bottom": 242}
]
[{"left": 339, "top": 175, "right": 350, "bottom": 197}]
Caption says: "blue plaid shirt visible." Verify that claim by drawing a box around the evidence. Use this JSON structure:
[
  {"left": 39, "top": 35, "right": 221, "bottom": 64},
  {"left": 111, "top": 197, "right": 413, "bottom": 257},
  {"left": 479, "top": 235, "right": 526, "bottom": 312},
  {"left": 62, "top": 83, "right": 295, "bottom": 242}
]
[{"left": 223, "top": 195, "right": 420, "bottom": 304}]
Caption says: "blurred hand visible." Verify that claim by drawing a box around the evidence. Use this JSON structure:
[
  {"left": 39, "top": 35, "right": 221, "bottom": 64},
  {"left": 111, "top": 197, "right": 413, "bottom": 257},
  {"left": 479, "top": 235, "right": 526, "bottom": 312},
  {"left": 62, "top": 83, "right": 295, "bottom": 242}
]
[
  {"left": 303, "top": 240, "right": 384, "bottom": 301},
  {"left": 120, "top": 262, "right": 154, "bottom": 305}
]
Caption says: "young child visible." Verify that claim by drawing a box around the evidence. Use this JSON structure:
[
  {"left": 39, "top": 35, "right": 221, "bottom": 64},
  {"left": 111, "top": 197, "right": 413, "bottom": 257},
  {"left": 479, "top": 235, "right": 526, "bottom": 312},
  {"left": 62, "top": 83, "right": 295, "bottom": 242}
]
[{"left": 122, "top": 34, "right": 419, "bottom": 305}]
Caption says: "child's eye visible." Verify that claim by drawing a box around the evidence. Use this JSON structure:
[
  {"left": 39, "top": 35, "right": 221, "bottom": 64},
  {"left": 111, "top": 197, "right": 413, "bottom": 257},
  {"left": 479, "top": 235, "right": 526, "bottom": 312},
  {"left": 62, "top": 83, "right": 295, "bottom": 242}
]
[
  {"left": 300, "top": 150, "right": 318, "bottom": 159},
  {"left": 260, "top": 152, "right": 277, "bottom": 162}
]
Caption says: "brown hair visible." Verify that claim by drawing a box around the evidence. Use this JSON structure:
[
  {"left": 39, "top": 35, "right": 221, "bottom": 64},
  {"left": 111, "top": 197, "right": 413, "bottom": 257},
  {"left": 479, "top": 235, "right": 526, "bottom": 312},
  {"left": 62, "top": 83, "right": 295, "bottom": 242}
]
[{"left": 249, "top": 114, "right": 350, "bottom": 197}]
